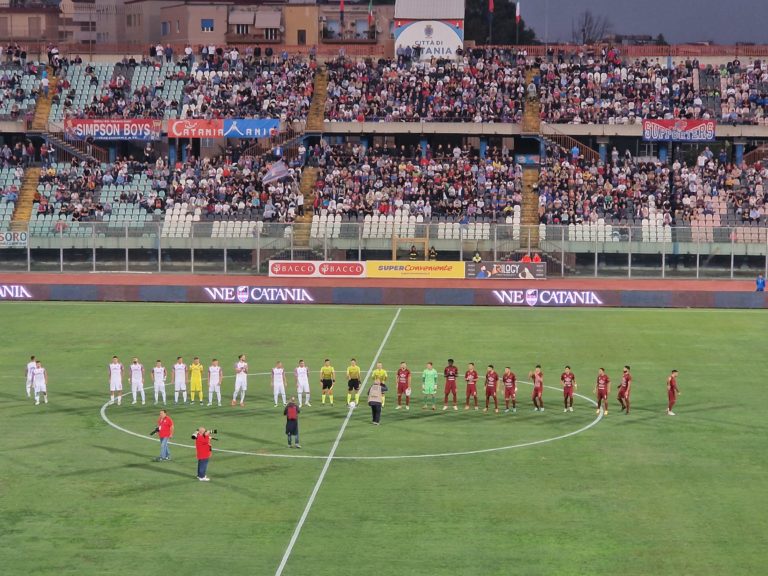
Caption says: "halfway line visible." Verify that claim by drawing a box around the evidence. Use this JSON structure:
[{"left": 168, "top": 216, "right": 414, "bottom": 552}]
[{"left": 273, "top": 307, "right": 402, "bottom": 576}]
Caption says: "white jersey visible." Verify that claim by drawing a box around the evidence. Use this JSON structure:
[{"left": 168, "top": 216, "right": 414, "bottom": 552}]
[
  {"left": 173, "top": 363, "right": 186, "bottom": 385},
  {"left": 272, "top": 368, "right": 285, "bottom": 387},
  {"left": 209, "top": 365, "right": 222, "bottom": 387},
  {"left": 130, "top": 363, "right": 143, "bottom": 384},
  {"left": 152, "top": 366, "right": 166, "bottom": 384},
  {"left": 235, "top": 361, "right": 248, "bottom": 382},
  {"left": 295, "top": 366, "right": 309, "bottom": 387},
  {"left": 109, "top": 363, "right": 123, "bottom": 384},
  {"left": 32, "top": 367, "right": 46, "bottom": 387},
  {"left": 26, "top": 361, "right": 36, "bottom": 382}
]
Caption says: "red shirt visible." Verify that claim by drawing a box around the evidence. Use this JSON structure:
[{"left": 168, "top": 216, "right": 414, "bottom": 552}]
[
  {"left": 485, "top": 371, "right": 499, "bottom": 388},
  {"left": 158, "top": 415, "right": 173, "bottom": 439},
  {"left": 533, "top": 371, "right": 544, "bottom": 388},
  {"left": 561, "top": 372, "right": 575, "bottom": 388},
  {"left": 465, "top": 370, "right": 478, "bottom": 385},
  {"left": 620, "top": 373, "right": 632, "bottom": 388},
  {"left": 596, "top": 374, "right": 610, "bottom": 390},
  {"left": 195, "top": 433, "right": 212, "bottom": 460},
  {"left": 397, "top": 368, "right": 411, "bottom": 385},
  {"left": 668, "top": 375, "right": 678, "bottom": 392},
  {"left": 502, "top": 372, "right": 516, "bottom": 388},
  {"left": 444, "top": 365, "right": 458, "bottom": 383}
]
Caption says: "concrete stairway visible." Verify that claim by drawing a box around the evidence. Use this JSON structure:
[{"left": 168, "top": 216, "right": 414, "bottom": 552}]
[
  {"left": 521, "top": 68, "right": 541, "bottom": 134},
  {"left": 291, "top": 166, "right": 320, "bottom": 248},
  {"left": 520, "top": 166, "right": 540, "bottom": 249},
  {"left": 10, "top": 166, "right": 41, "bottom": 231},
  {"left": 30, "top": 68, "right": 56, "bottom": 132},
  {"left": 305, "top": 68, "right": 328, "bottom": 133}
]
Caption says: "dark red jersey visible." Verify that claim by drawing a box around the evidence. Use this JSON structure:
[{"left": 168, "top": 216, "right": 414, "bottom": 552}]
[
  {"left": 444, "top": 365, "right": 458, "bottom": 383},
  {"left": 561, "top": 372, "right": 575, "bottom": 388},
  {"left": 620, "top": 373, "right": 632, "bottom": 388},
  {"left": 533, "top": 371, "right": 544, "bottom": 388},
  {"left": 596, "top": 374, "right": 610, "bottom": 390},
  {"left": 465, "top": 370, "right": 478, "bottom": 385},
  {"left": 397, "top": 368, "right": 411, "bottom": 386},
  {"left": 485, "top": 371, "right": 499, "bottom": 388},
  {"left": 503, "top": 372, "right": 516, "bottom": 388}
]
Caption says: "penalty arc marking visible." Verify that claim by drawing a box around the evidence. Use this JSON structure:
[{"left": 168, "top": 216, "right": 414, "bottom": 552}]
[{"left": 100, "top": 383, "right": 604, "bottom": 461}]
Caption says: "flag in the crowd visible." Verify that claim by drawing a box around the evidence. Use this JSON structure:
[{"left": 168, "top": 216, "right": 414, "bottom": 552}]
[
  {"left": 368, "top": 0, "right": 374, "bottom": 27},
  {"left": 489, "top": 0, "right": 494, "bottom": 14},
  {"left": 340, "top": 0, "right": 345, "bottom": 25},
  {"left": 262, "top": 160, "right": 290, "bottom": 185},
  {"left": 516, "top": 2, "right": 521, "bottom": 24}
]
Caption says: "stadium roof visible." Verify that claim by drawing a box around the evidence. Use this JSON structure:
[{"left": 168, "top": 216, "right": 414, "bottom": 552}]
[{"left": 394, "top": 0, "right": 465, "bottom": 21}]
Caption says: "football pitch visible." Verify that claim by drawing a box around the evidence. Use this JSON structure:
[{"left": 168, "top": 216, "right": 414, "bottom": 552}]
[{"left": 1, "top": 302, "right": 765, "bottom": 575}]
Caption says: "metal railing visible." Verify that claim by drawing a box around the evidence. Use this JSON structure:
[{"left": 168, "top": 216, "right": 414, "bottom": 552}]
[{"left": 2, "top": 222, "right": 767, "bottom": 279}]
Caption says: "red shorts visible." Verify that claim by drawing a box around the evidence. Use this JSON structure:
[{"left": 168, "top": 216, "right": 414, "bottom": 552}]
[
  {"left": 532, "top": 386, "right": 543, "bottom": 399},
  {"left": 397, "top": 383, "right": 409, "bottom": 395},
  {"left": 444, "top": 381, "right": 457, "bottom": 395},
  {"left": 668, "top": 389, "right": 677, "bottom": 401},
  {"left": 563, "top": 386, "right": 574, "bottom": 398},
  {"left": 596, "top": 390, "right": 607, "bottom": 400},
  {"left": 466, "top": 384, "right": 477, "bottom": 397},
  {"left": 618, "top": 387, "right": 629, "bottom": 399},
  {"left": 485, "top": 388, "right": 497, "bottom": 398},
  {"left": 504, "top": 388, "right": 516, "bottom": 400}
]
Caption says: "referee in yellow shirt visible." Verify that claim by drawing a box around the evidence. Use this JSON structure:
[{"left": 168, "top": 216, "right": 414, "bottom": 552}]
[
  {"left": 346, "top": 359, "right": 362, "bottom": 406},
  {"left": 319, "top": 359, "right": 335, "bottom": 405},
  {"left": 372, "top": 361, "right": 388, "bottom": 406}
]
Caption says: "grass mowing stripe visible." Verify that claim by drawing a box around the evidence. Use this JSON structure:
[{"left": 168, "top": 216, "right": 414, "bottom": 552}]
[{"left": 273, "top": 307, "right": 402, "bottom": 576}]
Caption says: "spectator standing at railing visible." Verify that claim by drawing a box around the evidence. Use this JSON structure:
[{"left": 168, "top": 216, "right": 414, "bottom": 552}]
[{"left": 757, "top": 274, "right": 766, "bottom": 292}]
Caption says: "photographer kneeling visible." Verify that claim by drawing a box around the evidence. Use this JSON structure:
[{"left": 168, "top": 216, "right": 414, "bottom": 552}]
[{"left": 191, "top": 427, "right": 215, "bottom": 482}]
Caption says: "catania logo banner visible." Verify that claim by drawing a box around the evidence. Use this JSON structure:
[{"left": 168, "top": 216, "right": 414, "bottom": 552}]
[
  {"left": 366, "top": 261, "right": 466, "bottom": 279},
  {"left": 493, "top": 289, "right": 604, "bottom": 307},
  {"left": 203, "top": 287, "right": 315, "bottom": 303}
]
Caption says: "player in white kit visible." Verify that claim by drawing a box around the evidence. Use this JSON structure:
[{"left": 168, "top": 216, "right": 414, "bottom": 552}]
[
  {"left": 272, "top": 361, "right": 287, "bottom": 407},
  {"left": 208, "top": 358, "right": 223, "bottom": 406},
  {"left": 295, "top": 359, "right": 311, "bottom": 407},
  {"left": 32, "top": 359, "right": 48, "bottom": 405},
  {"left": 108, "top": 356, "right": 124, "bottom": 405},
  {"left": 232, "top": 354, "right": 248, "bottom": 407},
  {"left": 152, "top": 360, "right": 167, "bottom": 405},
  {"left": 173, "top": 357, "right": 187, "bottom": 403},
  {"left": 129, "top": 357, "right": 146, "bottom": 405},
  {"left": 25, "top": 355, "right": 36, "bottom": 397}
]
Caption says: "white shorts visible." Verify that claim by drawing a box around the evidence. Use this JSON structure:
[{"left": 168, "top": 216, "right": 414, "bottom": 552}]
[
  {"left": 34, "top": 382, "right": 47, "bottom": 393},
  {"left": 208, "top": 384, "right": 221, "bottom": 392},
  {"left": 110, "top": 379, "right": 122, "bottom": 392},
  {"left": 274, "top": 383, "right": 286, "bottom": 395},
  {"left": 131, "top": 381, "right": 143, "bottom": 392},
  {"left": 235, "top": 378, "right": 247, "bottom": 392},
  {"left": 154, "top": 382, "right": 165, "bottom": 392},
  {"left": 297, "top": 382, "right": 310, "bottom": 394},
  {"left": 26, "top": 377, "right": 33, "bottom": 388},
  {"left": 174, "top": 380, "right": 186, "bottom": 391}
]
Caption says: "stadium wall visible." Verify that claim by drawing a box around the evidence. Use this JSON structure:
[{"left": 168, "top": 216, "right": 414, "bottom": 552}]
[{"left": 0, "top": 274, "right": 765, "bottom": 309}]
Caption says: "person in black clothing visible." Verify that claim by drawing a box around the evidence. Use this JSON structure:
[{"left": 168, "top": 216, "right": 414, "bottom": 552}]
[{"left": 284, "top": 397, "right": 301, "bottom": 448}]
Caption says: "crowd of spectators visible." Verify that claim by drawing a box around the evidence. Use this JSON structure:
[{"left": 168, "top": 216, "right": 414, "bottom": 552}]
[
  {"left": 717, "top": 59, "right": 768, "bottom": 125},
  {"left": 308, "top": 141, "right": 522, "bottom": 219},
  {"left": 324, "top": 48, "right": 529, "bottom": 122}
]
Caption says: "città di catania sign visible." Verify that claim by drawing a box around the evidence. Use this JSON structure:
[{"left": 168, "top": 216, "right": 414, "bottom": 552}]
[
  {"left": 204, "top": 287, "right": 315, "bottom": 303},
  {"left": 493, "top": 290, "right": 604, "bottom": 307}
]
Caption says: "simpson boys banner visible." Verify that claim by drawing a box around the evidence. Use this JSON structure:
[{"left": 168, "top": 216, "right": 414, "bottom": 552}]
[
  {"left": 64, "top": 119, "right": 162, "bottom": 141},
  {"left": 642, "top": 119, "right": 716, "bottom": 142}
]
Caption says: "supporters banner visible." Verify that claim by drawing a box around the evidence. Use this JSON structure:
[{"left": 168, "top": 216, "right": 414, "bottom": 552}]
[
  {"left": 641, "top": 119, "right": 716, "bottom": 142},
  {"left": 465, "top": 261, "right": 547, "bottom": 280},
  {"left": 167, "top": 119, "right": 224, "bottom": 139},
  {"left": 0, "top": 230, "right": 28, "bottom": 248},
  {"left": 366, "top": 261, "right": 465, "bottom": 279},
  {"left": 269, "top": 260, "right": 366, "bottom": 278},
  {"left": 223, "top": 119, "right": 279, "bottom": 139},
  {"left": 64, "top": 119, "right": 162, "bottom": 141}
]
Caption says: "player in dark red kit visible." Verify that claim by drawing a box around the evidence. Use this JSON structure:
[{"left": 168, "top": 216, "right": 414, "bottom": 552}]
[
  {"left": 442, "top": 358, "right": 459, "bottom": 411},
  {"left": 561, "top": 366, "right": 576, "bottom": 412},
  {"left": 502, "top": 367, "right": 517, "bottom": 413},
  {"left": 530, "top": 365, "right": 544, "bottom": 412},
  {"left": 595, "top": 368, "right": 610, "bottom": 415},
  {"left": 666, "top": 369, "right": 679, "bottom": 416},
  {"left": 484, "top": 365, "right": 499, "bottom": 413},
  {"left": 618, "top": 365, "right": 632, "bottom": 414},
  {"left": 464, "top": 362, "right": 479, "bottom": 410},
  {"left": 395, "top": 361, "right": 411, "bottom": 410}
]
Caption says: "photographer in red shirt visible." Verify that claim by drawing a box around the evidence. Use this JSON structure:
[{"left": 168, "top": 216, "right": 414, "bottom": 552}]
[{"left": 192, "top": 427, "right": 213, "bottom": 481}]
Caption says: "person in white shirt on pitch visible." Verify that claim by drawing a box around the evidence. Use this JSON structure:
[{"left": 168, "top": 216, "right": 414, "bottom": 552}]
[
  {"left": 173, "top": 356, "right": 187, "bottom": 404},
  {"left": 25, "top": 354, "right": 37, "bottom": 398},
  {"left": 232, "top": 354, "right": 248, "bottom": 407},
  {"left": 108, "top": 356, "right": 124, "bottom": 405},
  {"left": 208, "top": 358, "right": 223, "bottom": 406},
  {"left": 272, "top": 361, "right": 287, "bottom": 407},
  {"left": 32, "top": 359, "right": 48, "bottom": 405},
  {"left": 129, "top": 357, "right": 146, "bottom": 405},
  {"left": 295, "top": 359, "right": 311, "bottom": 407},
  {"left": 152, "top": 360, "right": 167, "bottom": 405}
]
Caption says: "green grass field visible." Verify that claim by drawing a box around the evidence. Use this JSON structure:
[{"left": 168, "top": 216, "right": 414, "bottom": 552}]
[{"left": 1, "top": 302, "right": 766, "bottom": 575}]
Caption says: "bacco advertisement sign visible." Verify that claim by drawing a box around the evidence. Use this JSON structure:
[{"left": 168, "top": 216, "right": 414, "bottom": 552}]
[
  {"left": 394, "top": 20, "right": 464, "bottom": 60},
  {"left": 269, "top": 260, "right": 366, "bottom": 278}
]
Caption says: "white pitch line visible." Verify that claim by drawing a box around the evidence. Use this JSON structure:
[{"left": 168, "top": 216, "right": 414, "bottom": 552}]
[{"left": 273, "top": 307, "right": 402, "bottom": 576}]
